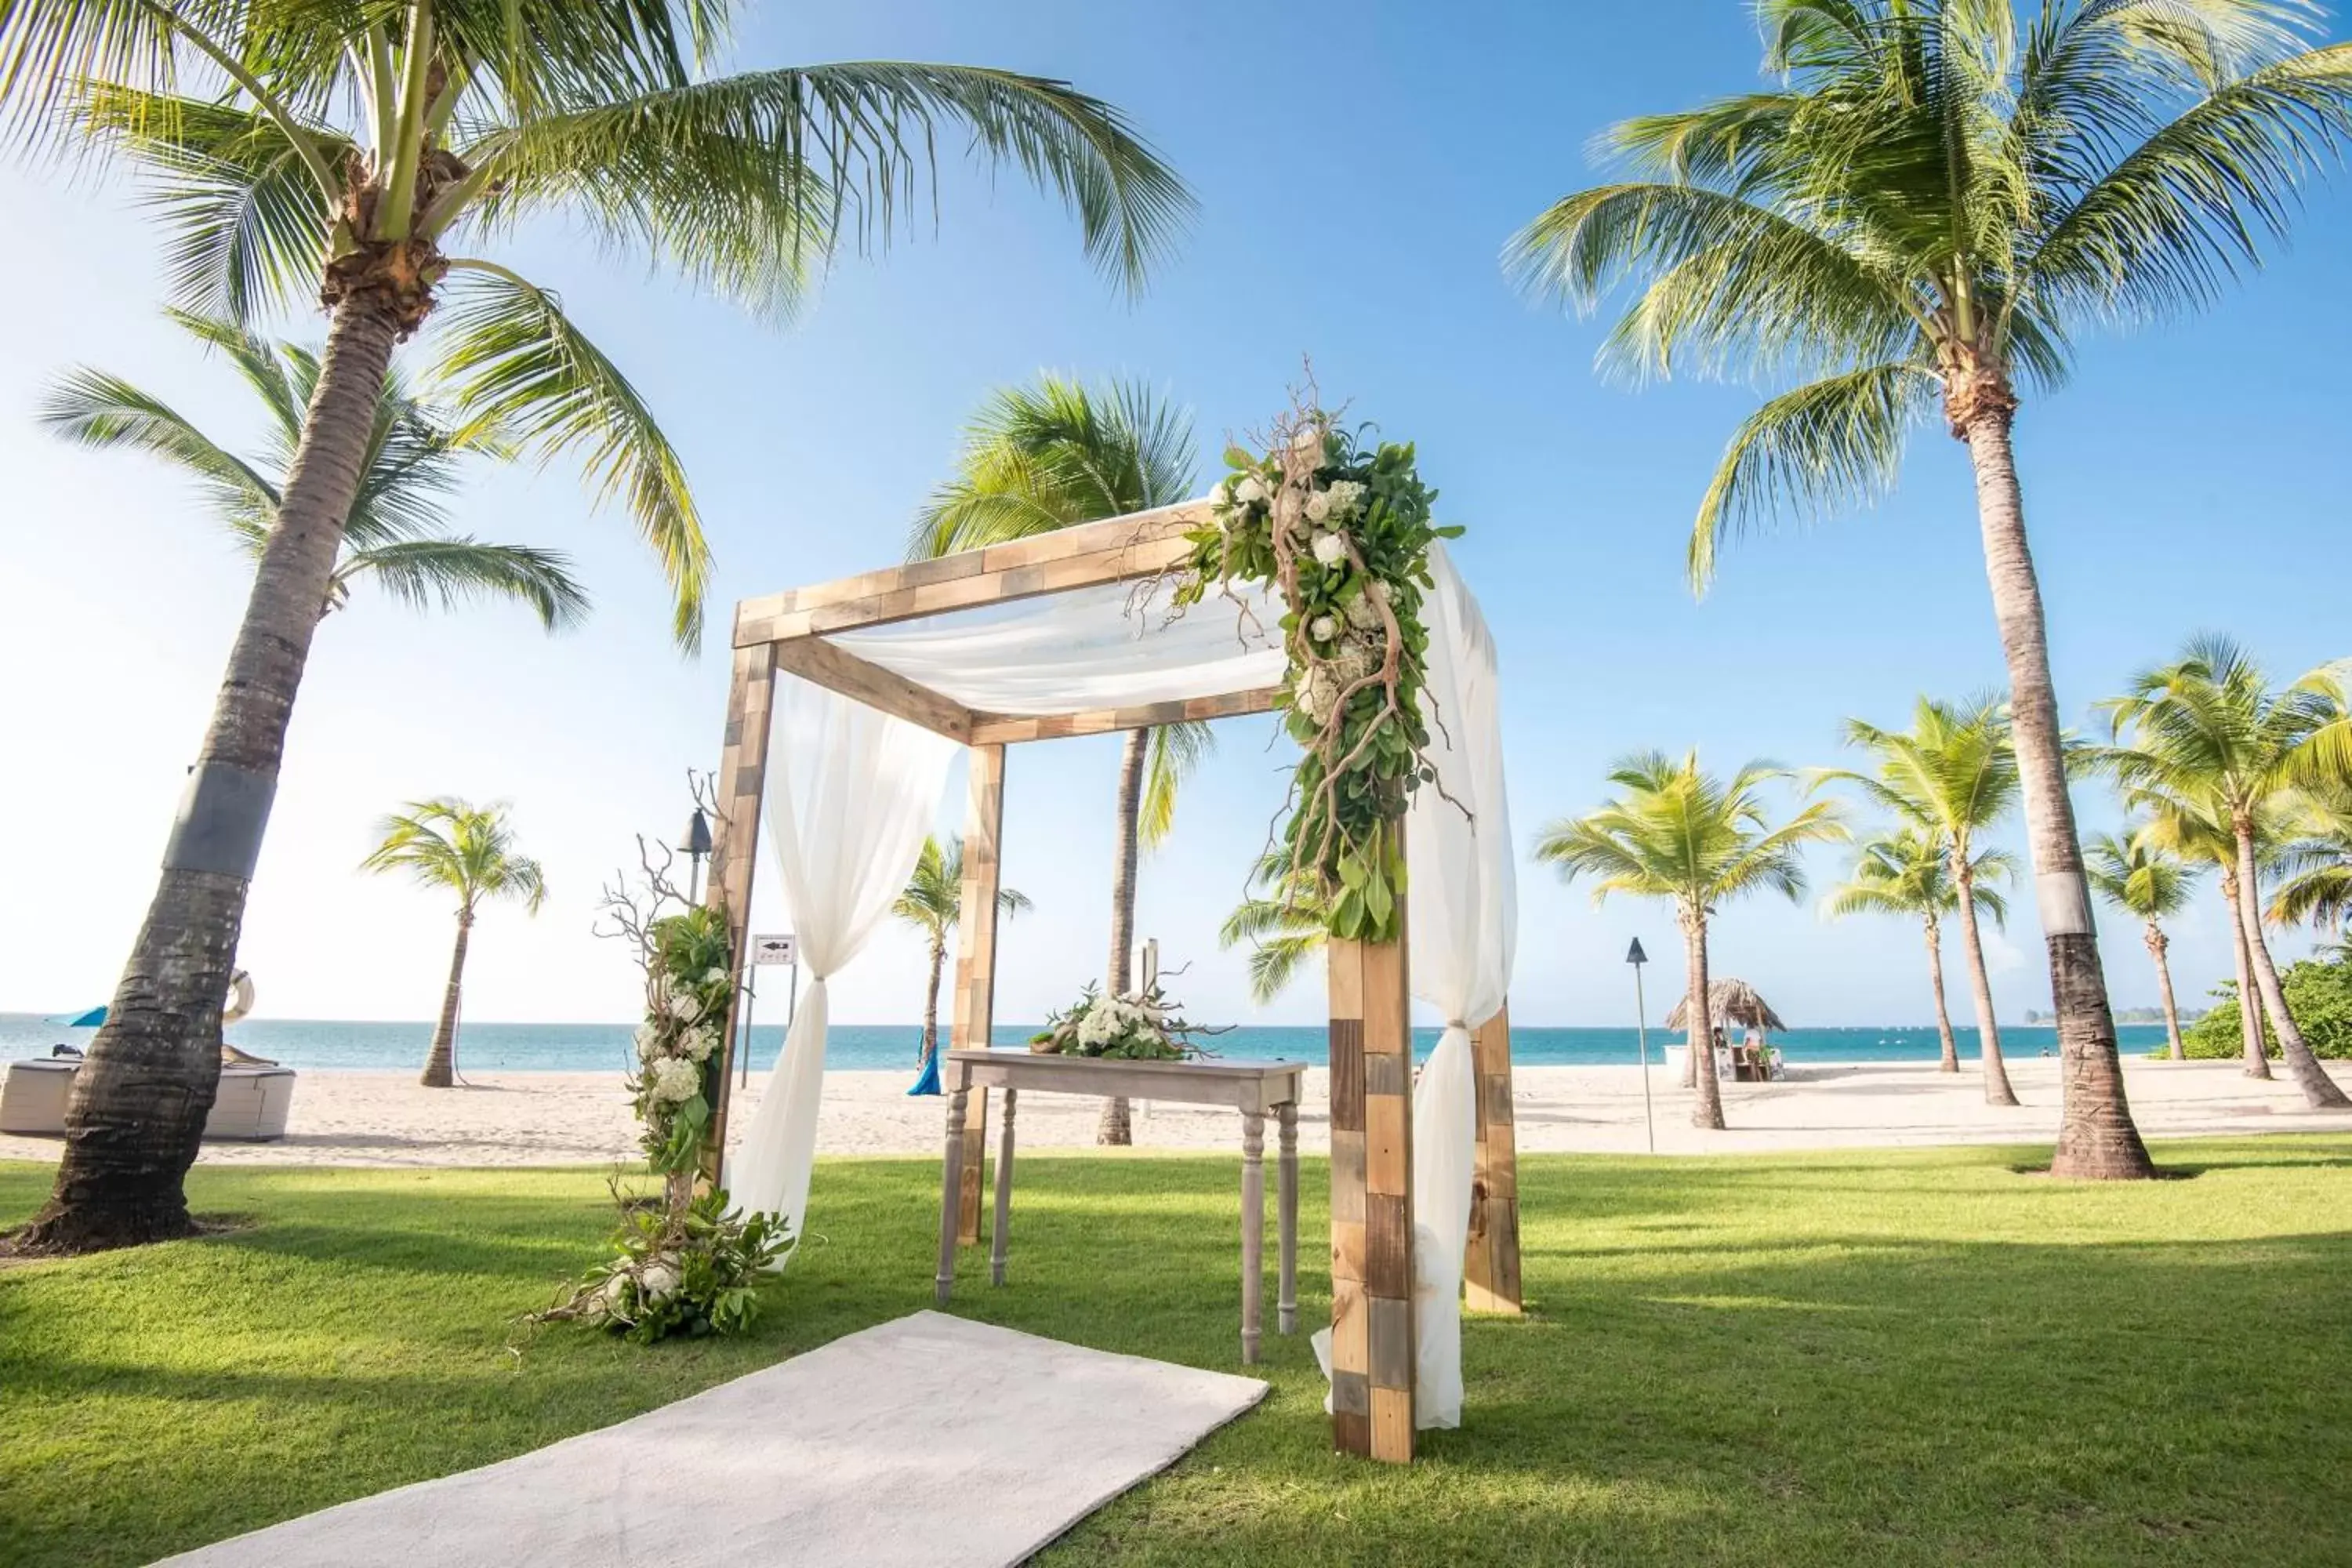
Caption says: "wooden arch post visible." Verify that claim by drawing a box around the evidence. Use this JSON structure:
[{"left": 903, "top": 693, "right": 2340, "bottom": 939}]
[
  {"left": 951, "top": 743, "right": 1006, "bottom": 1245},
  {"left": 1465, "top": 1002, "right": 1522, "bottom": 1314},
  {"left": 701, "top": 641, "right": 778, "bottom": 1182},
  {"left": 1327, "top": 902, "right": 1417, "bottom": 1464}
]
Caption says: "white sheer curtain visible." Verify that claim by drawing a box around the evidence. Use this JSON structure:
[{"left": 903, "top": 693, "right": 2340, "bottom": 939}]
[
  {"left": 1311, "top": 544, "right": 1516, "bottom": 1429},
  {"left": 726, "top": 675, "right": 957, "bottom": 1239}
]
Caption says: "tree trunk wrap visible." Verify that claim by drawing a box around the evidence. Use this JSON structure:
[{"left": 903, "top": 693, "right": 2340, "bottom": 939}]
[
  {"left": 2235, "top": 826, "right": 2351, "bottom": 1109},
  {"left": 1950, "top": 857, "right": 2019, "bottom": 1107},
  {"left": 24, "top": 299, "right": 403, "bottom": 1250},
  {"left": 1098, "top": 727, "right": 1149, "bottom": 1146},
  {"left": 1962, "top": 410, "right": 2151, "bottom": 1178},
  {"left": 1682, "top": 907, "right": 1724, "bottom": 1131},
  {"left": 2147, "top": 924, "right": 2186, "bottom": 1062},
  {"left": 422, "top": 910, "right": 472, "bottom": 1088},
  {"left": 2220, "top": 880, "right": 2271, "bottom": 1078},
  {"left": 1925, "top": 914, "right": 1959, "bottom": 1073}
]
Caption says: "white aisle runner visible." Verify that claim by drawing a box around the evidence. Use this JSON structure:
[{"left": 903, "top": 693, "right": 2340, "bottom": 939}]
[{"left": 160, "top": 1312, "right": 1267, "bottom": 1568}]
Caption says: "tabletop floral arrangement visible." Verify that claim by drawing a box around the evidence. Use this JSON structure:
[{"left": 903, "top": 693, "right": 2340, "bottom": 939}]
[
  {"left": 1174, "top": 390, "right": 1461, "bottom": 946},
  {"left": 1030, "top": 978, "right": 1211, "bottom": 1061}
]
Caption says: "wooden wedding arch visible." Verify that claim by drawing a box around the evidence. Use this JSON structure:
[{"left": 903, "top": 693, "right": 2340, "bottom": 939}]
[{"left": 698, "top": 500, "right": 1522, "bottom": 1463}]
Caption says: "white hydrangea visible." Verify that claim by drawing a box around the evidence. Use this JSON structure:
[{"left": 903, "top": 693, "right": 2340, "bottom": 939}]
[
  {"left": 1312, "top": 532, "right": 1346, "bottom": 567},
  {"left": 1324, "top": 479, "right": 1366, "bottom": 517},
  {"left": 1309, "top": 615, "right": 1338, "bottom": 642},
  {"left": 1344, "top": 592, "right": 1383, "bottom": 631},
  {"left": 1304, "top": 490, "right": 1331, "bottom": 523},
  {"left": 1234, "top": 474, "right": 1269, "bottom": 506},
  {"left": 638, "top": 1258, "right": 681, "bottom": 1301},
  {"left": 650, "top": 1056, "right": 701, "bottom": 1104},
  {"left": 635, "top": 1026, "right": 664, "bottom": 1065},
  {"left": 678, "top": 1025, "right": 721, "bottom": 1062}
]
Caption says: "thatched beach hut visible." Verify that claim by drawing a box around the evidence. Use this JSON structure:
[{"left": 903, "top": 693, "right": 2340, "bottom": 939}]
[{"left": 1664, "top": 978, "right": 1787, "bottom": 1037}]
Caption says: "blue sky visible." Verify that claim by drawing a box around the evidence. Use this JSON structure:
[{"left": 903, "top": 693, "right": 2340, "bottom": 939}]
[{"left": 2, "top": 0, "right": 2347, "bottom": 1035}]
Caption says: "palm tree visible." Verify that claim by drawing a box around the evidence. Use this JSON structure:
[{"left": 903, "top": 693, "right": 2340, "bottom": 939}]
[
  {"left": 2100, "top": 637, "right": 2352, "bottom": 1108},
  {"left": 1820, "top": 696, "right": 2031, "bottom": 1108},
  {"left": 891, "top": 835, "right": 1030, "bottom": 1065},
  {"left": 42, "top": 309, "right": 589, "bottom": 628},
  {"left": 1507, "top": 0, "right": 2352, "bottom": 1177},
  {"left": 1220, "top": 852, "right": 1326, "bottom": 1005},
  {"left": 912, "top": 374, "right": 1212, "bottom": 1145},
  {"left": 2133, "top": 782, "right": 2278, "bottom": 1079},
  {"left": 1537, "top": 751, "right": 1846, "bottom": 1130},
  {"left": 2268, "top": 781, "right": 2352, "bottom": 935},
  {"left": 1824, "top": 826, "right": 2010, "bottom": 1073},
  {"left": 2084, "top": 829, "right": 2200, "bottom": 1061},
  {"left": 2, "top": 2, "right": 1188, "bottom": 1250},
  {"left": 361, "top": 799, "right": 546, "bottom": 1088}
]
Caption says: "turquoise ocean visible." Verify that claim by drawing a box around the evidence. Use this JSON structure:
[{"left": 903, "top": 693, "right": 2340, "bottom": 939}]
[{"left": 0, "top": 1012, "right": 2173, "bottom": 1074}]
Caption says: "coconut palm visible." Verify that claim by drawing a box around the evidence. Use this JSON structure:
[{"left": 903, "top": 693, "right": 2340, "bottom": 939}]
[
  {"left": 1537, "top": 751, "right": 1846, "bottom": 1130},
  {"left": 1820, "top": 695, "right": 2031, "bottom": 1108},
  {"left": 2132, "top": 781, "right": 2278, "bottom": 1078},
  {"left": 911, "top": 374, "right": 1213, "bottom": 1144},
  {"left": 2084, "top": 828, "right": 2200, "bottom": 1061},
  {"left": 2100, "top": 637, "right": 2352, "bottom": 1108},
  {"left": 2268, "top": 781, "right": 2352, "bottom": 935},
  {"left": 42, "top": 309, "right": 588, "bottom": 628},
  {"left": 2, "top": 2, "right": 1188, "bottom": 1250},
  {"left": 1824, "top": 826, "right": 2011, "bottom": 1073},
  {"left": 361, "top": 798, "right": 546, "bottom": 1088},
  {"left": 1220, "top": 851, "right": 1326, "bottom": 1004},
  {"left": 1507, "top": 0, "right": 2352, "bottom": 1177},
  {"left": 891, "top": 835, "right": 1030, "bottom": 1065}
]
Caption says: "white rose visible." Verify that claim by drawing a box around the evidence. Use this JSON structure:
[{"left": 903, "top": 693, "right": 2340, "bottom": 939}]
[
  {"left": 667, "top": 990, "right": 702, "bottom": 1022},
  {"left": 702, "top": 967, "right": 728, "bottom": 988},
  {"left": 1234, "top": 474, "right": 1269, "bottom": 506},
  {"left": 1290, "top": 426, "right": 1324, "bottom": 462},
  {"left": 1312, "top": 532, "right": 1346, "bottom": 567},
  {"left": 1304, "top": 490, "right": 1331, "bottom": 523},
  {"left": 1310, "top": 615, "right": 1338, "bottom": 642}
]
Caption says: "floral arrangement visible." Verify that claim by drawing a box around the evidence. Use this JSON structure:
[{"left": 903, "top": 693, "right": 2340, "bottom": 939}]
[
  {"left": 539, "top": 1183, "right": 786, "bottom": 1344},
  {"left": 1030, "top": 978, "right": 1209, "bottom": 1061},
  {"left": 628, "top": 904, "right": 733, "bottom": 1175},
  {"left": 1175, "top": 398, "right": 1461, "bottom": 945}
]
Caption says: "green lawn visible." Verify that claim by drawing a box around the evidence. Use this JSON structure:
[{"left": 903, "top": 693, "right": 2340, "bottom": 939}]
[{"left": 5, "top": 1139, "right": 2349, "bottom": 1566}]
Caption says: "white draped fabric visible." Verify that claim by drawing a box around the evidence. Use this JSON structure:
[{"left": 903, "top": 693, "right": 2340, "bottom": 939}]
[
  {"left": 727, "top": 675, "right": 958, "bottom": 1236},
  {"left": 742, "top": 537, "right": 1513, "bottom": 1433}
]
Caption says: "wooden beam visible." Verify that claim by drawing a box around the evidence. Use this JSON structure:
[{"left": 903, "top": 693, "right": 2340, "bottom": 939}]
[
  {"left": 1464, "top": 1000, "right": 1523, "bottom": 1315},
  {"left": 969, "top": 685, "right": 1285, "bottom": 746},
  {"left": 771, "top": 635, "right": 976, "bottom": 742},
  {"left": 734, "top": 502, "right": 1210, "bottom": 645},
  {"left": 702, "top": 641, "right": 777, "bottom": 1185},
  {"left": 952, "top": 744, "right": 1006, "bottom": 1247},
  {"left": 1327, "top": 908, "right": 1415, "bottom": 1464}
]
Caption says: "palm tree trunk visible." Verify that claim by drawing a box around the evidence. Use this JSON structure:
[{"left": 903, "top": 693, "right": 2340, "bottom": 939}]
[
  {"left": 1960, "top": 406, "right": 2150, "bottom": 1177},
  {"left": 1924, "top": 914, "right": 1960, "bottom": 1073},
  {"left": 19, "top": 297, "right": 403, "bottom": 1252},
  {"left": 1950, "top": 857, "right": 2020, "bottom": 1108},
  {"left": 1682, "top": 906, "right": 1725, "bottom": 1131},
  {"left": 420, "top": 909, "right": 473, "bottom": 1088},
  {"left": 2234, "top": 824, "right": 2350, "bottom": 1109},
  {"left": 920, "top": 936, "right": 946, "bottom": 1064},
  {"left": 1098, "top": 728, "right": 1149, "bottom": 1146},
  {"left": 2220, "top": 878, "right": 2271, "bottom": 1079},
  {"left": 2145, "top": 923, "right": 2185, "bottom": 1062}
]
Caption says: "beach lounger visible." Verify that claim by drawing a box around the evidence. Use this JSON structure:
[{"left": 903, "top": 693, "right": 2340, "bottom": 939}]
[{"left": 2, "top": 1059, "right": 296, "bottom": 1141}]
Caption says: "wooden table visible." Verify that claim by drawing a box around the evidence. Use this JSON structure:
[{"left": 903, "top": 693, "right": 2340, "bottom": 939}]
[{"left": 935, "top": 1050, "right": 1306, "bottom": 1364}]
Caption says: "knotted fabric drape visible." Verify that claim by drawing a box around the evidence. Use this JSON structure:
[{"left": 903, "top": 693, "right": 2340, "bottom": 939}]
[
  {"left": 727, "top": 675, "right": 957, "bottom": 1236},
  {"left": 1313, "top": 542, "right": 1516, "bottom": 1429}
]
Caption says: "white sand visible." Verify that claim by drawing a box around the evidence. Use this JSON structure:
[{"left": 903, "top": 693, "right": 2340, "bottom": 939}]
[{"left": 7, "top": 1054, "right": 2347, "bottom": 1169}]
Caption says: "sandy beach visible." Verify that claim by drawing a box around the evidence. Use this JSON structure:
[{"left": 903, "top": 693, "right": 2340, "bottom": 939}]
[{"left": 6, "top": 1054, "right": 2347, "bottom": 1169}]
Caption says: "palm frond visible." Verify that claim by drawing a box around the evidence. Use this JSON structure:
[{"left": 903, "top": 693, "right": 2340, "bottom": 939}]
[
  {"left": 343, "top": 538, "right": 592, "bottom": 631},
  {"left": 432, "top": 262, "right": 709, "bottom": 650},
  {"left": 35, "top": 365, "right": 279, "bottom": 527},
  {"left": 1141, "top": 720, "right": 1215, "bottom": 851}
]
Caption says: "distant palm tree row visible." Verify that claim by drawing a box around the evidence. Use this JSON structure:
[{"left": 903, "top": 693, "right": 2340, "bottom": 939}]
[{"left": 1525, "top": 637, "right": 2351, "bottom": 1133}]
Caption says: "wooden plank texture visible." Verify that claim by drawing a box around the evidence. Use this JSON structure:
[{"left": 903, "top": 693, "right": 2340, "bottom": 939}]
[
  {"left": 1465, "top": 1001, "right": 1525, "bottom": 1314},
  {"left": 771, "top": 636, "right": 975, "bottom": 741},
  {"left": 1327, "top": 926, "right": 1415, "bottom": 1463},
  {"left": 701, "top": 641, "right": 775, "bottom": 1184},
  {"left": 952, "top": 745, "right": 1006, "bottom": 1247},
  {"left": 734, "top": 503, "right": 1210, "bottom": 645}
]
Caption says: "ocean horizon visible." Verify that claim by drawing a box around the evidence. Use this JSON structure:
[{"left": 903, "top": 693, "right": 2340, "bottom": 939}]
[{"left": 0, "top": 1012, "right": 2178, "bottom": 1074}]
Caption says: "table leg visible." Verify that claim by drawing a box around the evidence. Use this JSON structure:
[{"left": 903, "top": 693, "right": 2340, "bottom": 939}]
[
  {"left": 1276, "top": 1101, "right": 1298, "bottom": 1336},
  {"left": 991, "top": 1087, "right": 1017, "bottom": 1287},
  {"left": 1241, "top": 1110, "right": 1265, "bottom": 1365},
  {"left": 937, "top": 1082, "right": 968, "bottom": 1306}
]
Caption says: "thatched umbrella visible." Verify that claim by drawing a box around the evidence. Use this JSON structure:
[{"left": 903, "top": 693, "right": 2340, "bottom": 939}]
[{"left": 1664, "top": 978, "right": 1787, "bottom": 1036}]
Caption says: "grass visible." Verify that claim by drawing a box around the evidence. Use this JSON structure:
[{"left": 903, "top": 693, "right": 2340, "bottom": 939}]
[{"left": 5, "top": 1138, "right": 2350, "bottom": 1566}]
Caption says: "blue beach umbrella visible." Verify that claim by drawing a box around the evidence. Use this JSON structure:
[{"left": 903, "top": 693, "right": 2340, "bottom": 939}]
[{"left": 61, "top": 1005, "right": 107, "bottom": 1027}]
